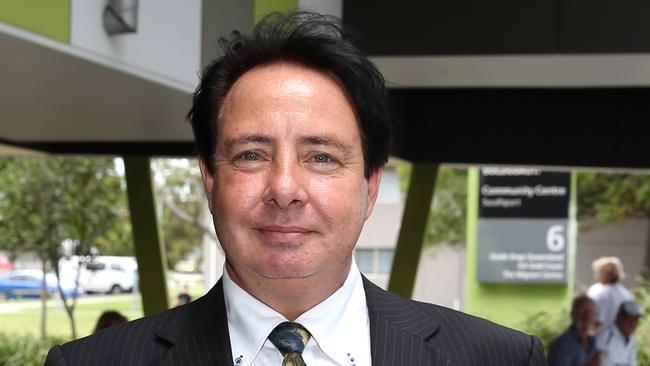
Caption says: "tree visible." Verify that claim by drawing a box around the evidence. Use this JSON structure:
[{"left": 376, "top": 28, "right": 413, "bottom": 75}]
[
  {"left": 577, "top": 171, "right": 650, "bottom": 275},
  {"left": 151, "top": 158, "right": 213, "bottom": 269},
  {"left": 0, "top": 157, "right": 66, "bottom": 339},
  {"left": 56, "top": 157, "right": 130, "bottom": 339},
  {"left": 0, "top": 156, "right": 131, "bottom": 339},
  {"left": 396, "top": 164, "right": 468, "bottom": 247}
]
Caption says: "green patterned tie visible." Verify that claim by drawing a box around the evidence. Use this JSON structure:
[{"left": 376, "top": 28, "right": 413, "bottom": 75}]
[{"left": 268, "top": 322, "right": 311, "bottom": 366}]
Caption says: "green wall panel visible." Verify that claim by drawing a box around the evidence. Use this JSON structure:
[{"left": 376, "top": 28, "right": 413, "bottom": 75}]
[
  {"left": 253, "top": 0, "right": 298, "bottom": 23},
  {"left": 0, "top": 0, "right": 70, "bottom": 43}
]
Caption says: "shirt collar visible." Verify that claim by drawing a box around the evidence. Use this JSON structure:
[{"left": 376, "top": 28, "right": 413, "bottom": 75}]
[
  {"left": 296, "top": 260, "right": 368, "bottom": 365},
  {"left": 223, "top": 266, "right": 284, "bottom": 366},
  {"left": 223, "top": 260, "right": 368, "bottom": 366}
]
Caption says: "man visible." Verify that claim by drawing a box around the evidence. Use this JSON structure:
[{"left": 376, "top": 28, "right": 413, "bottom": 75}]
[
  {"left": 597, "top": 300, "right": 641, "bottom": 366},
  {"left": 46, "top": 12, "right": 545, "bottom": 365},
  {"left": 548, "top": 295, "right": 601, "bottom": 366}
]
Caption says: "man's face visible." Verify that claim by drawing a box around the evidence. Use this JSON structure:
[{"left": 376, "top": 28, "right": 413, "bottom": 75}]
[
  {"left": 574, "top": 300, "right": 597, "bottom": 334},
  {"left": 618, "top": 315, "right": 640, "bottom": 338},
  {"left": 200, "top": 62, "right": 381, "bottom": 284}
]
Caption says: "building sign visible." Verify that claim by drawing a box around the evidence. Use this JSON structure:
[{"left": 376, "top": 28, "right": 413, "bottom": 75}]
[{"left": 476, "top": 167, "right": 571, "bottom": 284}]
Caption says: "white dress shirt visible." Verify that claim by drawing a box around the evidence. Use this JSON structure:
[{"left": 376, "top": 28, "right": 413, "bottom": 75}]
[
  {"left": 587, "top": 282, "right": 632, "bottom": 329},
  {"left": 223, "top": 260, "right": 372, "bottom": 366},
  {"left": 596, "top": 323, "right": 637, "bottom": 366}
]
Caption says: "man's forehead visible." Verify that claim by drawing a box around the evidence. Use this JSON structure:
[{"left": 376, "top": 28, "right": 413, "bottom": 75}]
[
  {"left": 216, "top": 62, "right": 361, "bottom": 149},
  {"left": 222, "top": 62, "right": 352, "bottom": 108}
]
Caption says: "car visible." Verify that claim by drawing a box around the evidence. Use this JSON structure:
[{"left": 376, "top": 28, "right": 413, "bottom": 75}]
[
  {"left": 78, "top": 256, "right": 138, "bottom": 294},
  {"left": 0, "top": 269, "right": 83, "bottom": 299}
]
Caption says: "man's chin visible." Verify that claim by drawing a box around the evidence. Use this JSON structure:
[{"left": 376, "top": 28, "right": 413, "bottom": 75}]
[{"left": 259, "top": 268, "right": 315, "bottom": 280}]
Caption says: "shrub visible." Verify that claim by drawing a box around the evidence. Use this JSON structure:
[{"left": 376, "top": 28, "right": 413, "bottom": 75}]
[
  {"left": 632, "top": 280, "right": 650, "bottom": 365},
  {"left": 0, "top": 333, "right": 66, "bottom": 366},
  {"left": 517, "top": 307, "right": 570, "bottom": 354}
]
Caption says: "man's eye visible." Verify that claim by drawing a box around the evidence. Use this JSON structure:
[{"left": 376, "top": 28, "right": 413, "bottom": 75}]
[
  {"left": 313, "top": 154, "right": 332, "bottom": 163},
  {"left": 241, "top": 152, "right": 258, "bottom": 161}
]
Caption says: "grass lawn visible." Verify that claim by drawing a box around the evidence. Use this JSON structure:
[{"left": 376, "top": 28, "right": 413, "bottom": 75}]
[
  {"left": 0, "top": 295, "right": 144, "bottom": 341},
  {"left": 0, "top": 272, "right": 206, "bottom": 342}
]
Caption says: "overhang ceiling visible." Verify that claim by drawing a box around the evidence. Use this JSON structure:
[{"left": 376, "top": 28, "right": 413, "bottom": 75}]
[
  {"left": 2, "top": 14, "right": 650, "bottom": 169},
  {"left": 0, "top": 23, "right": 194, "bottom": 149}
]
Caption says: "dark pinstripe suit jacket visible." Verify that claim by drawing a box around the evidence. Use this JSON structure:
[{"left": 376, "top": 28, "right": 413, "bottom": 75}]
[{"left": 46, "top": 276, "right": 546, "bottom": 365}]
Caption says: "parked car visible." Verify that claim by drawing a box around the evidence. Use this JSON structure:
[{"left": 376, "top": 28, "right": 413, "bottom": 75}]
[
  {"left": 0, "top": 269, "right": 83, "bottom": 299},
  {"left": 79, "top": 256, "right": 138, "bottom": 294}
]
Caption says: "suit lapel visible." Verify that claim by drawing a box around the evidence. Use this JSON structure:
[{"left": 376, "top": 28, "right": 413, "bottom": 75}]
[
  {"left": 363, "top": 276, "right": 452, "bottom": 366},
  {"left": 145, "top": 276, "right": 451, "bottom": 365},
  {"left": 149, "top": 280, "right": 234, "bottom": 366}
]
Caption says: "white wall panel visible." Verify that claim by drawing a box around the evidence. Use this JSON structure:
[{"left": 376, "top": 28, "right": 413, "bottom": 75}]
[{"left": 71, "top": 0, "right": 201, "bottom": 86}]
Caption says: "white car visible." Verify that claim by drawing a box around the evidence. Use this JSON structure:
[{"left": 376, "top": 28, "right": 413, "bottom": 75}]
[{"left": 79, "top": 256, "right": 138, "bottom": 294}]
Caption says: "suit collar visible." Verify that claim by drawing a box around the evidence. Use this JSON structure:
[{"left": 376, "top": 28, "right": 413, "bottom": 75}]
[
  {"left": 363, "top": 276, "right": 452, "bottom": 365},
  {"left": 150, "top": 280, "right": 233, "bottom": 365},
  {"left": 149, "top": 276, "right": 450, "bottom": 365}
]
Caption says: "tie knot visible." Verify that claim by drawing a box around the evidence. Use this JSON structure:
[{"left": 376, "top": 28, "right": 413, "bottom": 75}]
[{"left": 268, "top": 322, "right": 311, "bottom": 356}]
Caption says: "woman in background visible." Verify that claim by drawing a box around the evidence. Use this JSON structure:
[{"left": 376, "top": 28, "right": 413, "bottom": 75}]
[{"left": 587, "top": 256, "right": 633, "bottom": 332}]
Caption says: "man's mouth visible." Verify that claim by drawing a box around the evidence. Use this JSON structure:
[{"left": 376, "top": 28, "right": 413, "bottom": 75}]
[{"left": 255, "top": 225, "right": 313, "bottom": 243}]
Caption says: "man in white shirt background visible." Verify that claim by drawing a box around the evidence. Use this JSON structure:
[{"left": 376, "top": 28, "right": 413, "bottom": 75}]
[
  {"left": 47, "top": 11, "right": 545, "bottom": 366},
  {"left": 597, "top": 300, "right": 642, "bottom": 366}
]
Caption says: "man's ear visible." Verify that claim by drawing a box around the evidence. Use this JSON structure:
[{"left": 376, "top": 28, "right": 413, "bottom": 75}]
[
  {"left": 198, "top": 157, "right": 215, "bottom": 213},
  {"left": 365, "top": 168, "right": 383, "bottom": 219}
]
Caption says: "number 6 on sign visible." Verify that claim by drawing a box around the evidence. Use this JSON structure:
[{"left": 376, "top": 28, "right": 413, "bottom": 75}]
[{"left": 546, "top": 225, "right": 565, "bottom": 252}]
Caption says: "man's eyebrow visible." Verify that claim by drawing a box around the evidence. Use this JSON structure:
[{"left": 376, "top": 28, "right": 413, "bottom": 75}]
[
  {"left": 299, "top": 135, "right": 352, "bottom": 153},
  {"left": 222, "top": 134, "right": 272, "bottom": 151}
]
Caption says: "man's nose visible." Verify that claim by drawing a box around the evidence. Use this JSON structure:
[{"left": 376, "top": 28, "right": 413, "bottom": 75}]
[{"left": 263, "top": 159, "right": 308, "bottom": 209}]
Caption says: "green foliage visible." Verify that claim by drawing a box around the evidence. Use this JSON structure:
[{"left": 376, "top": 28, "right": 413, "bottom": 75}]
[
  {"left": 396, "top": 164, "right": 468, "bottom": 246},
  {"left": 633, "top": 280, "right": 650, "bottom": 365},
  {"left": 0, "top": 332, "right": 65, "bottom": 366},
  {"left": 0, "top": 156, "right": 132, "bottom": 259},
  {"left": 577, "top": 172, "right": 650, "bottom": 223},
  {"left": 517, "top": 308, "right": 570, "bottom": 353},
  {"left": 151, "top": 159, "right": 206, "bottom": 268},
  {"left": 426, "top": 167, "right": 468, "bottom": 246}
]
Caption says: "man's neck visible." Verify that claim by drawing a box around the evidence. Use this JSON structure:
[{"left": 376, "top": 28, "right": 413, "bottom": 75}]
[{"left": 225, "top": 260, "right": 351, "bottom": 321}]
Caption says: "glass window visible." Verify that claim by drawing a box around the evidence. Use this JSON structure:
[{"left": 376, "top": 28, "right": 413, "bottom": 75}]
[
  {"left": 11, "top": 275, "right": 37, "bottom": 282},
  {"left": 355, "top": 249, "right": 374, "bottom": 273},
  {"left": 111, "top": 264, "right": 124, "bottom": 271},
  {"left": 378, "top": 249, "right": 394, "bottom": 274},
  {"left": 86, "top": 262, "right": 105, "bottom": 271}
]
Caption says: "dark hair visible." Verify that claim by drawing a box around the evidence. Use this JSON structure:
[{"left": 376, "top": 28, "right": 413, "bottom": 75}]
[
  {"left": 93, "top": 310, "right": 128, "bottom": 333},
  {"left": 570, "top": 294, "right": 594, "bottom": 322},
  {"left": 177, "top": 293, "right": 191, "bottom": 305},
  {"left": 187, "top": 11, "right": 393, "bottom": 178}
]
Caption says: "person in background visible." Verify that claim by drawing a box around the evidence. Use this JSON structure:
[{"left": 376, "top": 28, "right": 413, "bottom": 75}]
[
  {"left": 93, "top": 310, "right": 128, "bottom": 333},
  {"left": 587, "top": 256, "right": 632, "bottom": 332},
  {"left": 597, "top": 300, "right": 642, "bottom": 366},
  {"left": 548, "top": 295, "right": 602, "bottom": 366},
  {"left": 176, "top": 292, "right": 191, "bottom": 306},
  {"left": 171, "top": 283, "right": 192, "bottom": 307}
]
